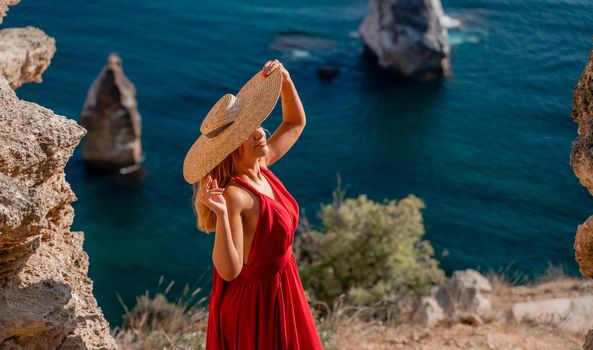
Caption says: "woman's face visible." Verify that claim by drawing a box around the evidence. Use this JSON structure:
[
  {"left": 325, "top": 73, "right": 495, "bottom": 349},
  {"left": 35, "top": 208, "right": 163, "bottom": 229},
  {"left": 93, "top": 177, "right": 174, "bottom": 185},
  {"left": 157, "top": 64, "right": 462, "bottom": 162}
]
[{"left": 238, "top": 126, "right": 269, "bottom": 161}]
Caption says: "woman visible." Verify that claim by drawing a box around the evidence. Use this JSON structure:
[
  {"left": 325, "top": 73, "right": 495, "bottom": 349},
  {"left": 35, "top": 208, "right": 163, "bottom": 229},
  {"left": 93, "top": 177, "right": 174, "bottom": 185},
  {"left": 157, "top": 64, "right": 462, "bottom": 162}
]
[{"left": 183, "top": 60, "right": 324, "bottom": 349}]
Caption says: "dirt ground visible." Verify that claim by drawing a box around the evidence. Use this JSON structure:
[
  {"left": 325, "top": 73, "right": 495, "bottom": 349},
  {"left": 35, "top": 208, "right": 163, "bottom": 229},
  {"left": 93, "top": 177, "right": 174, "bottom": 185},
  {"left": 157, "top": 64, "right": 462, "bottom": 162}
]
[
  {"left": 325, "top": 277, "right": 593, "bottom": 350},
  {"left": 329, "top": 320, "right": 583, "bottom": 350},
  {"left": 114, "top": 276, "right": 593, "bottom": 350}
]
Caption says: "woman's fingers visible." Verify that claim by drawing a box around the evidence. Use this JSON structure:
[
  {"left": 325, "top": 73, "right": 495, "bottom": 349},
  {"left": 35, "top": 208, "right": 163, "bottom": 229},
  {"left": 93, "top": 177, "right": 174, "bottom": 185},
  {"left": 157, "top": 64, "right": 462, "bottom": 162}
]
[
  {"left": 205, "top": 175, "right": 212, "bottom": 191},
  {"left": 263, "top": 59, "right": 282, "bottom": 76},
  {"left": 201, "top": 187, "right": 225, "bottom": 205},
  {"left": 264, "top": 59, "right": 278, "bottom": 67},
  {"left": 199, "top": 176, "right": 227, "bottom": 208}
]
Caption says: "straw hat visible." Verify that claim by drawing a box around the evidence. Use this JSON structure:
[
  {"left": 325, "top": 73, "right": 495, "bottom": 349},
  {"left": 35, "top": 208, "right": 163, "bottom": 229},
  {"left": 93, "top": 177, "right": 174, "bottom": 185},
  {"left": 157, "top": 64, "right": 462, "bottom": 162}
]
[{"left": 182, "top": 68, "right": 283, "bottom": 184}]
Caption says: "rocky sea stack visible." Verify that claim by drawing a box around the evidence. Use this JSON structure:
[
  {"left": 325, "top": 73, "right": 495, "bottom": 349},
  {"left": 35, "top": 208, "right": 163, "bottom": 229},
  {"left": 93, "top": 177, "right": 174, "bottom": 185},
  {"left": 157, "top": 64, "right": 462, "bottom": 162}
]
[
  {"left": 80, "top": 52, "right": 145, "bottom": 176},
  {"left": 0, "top": 0, "right": 117, "bottom": 348},
  {"left": 359, "top": 0, "right": 451, "bottom": 80}
]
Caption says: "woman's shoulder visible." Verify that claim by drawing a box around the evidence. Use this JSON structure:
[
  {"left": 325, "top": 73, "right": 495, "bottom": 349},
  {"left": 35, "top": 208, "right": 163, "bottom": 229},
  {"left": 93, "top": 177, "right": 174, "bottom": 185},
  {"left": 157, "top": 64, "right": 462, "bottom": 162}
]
[{"left": 223, "top": 181, "right": 253, "bottom": 212}]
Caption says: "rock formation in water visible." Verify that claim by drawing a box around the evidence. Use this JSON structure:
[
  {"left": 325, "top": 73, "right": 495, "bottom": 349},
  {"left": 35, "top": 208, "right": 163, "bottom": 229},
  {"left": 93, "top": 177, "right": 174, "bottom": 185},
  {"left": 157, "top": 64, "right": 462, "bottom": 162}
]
[
  {"left": 0, "top": 1, "right": 117, "bottom": 348},
  {"left": 80, "top": 53, "right": 144, "bottom": 174},
  {"left": 569, "top": 47, "right": 593, "bottom": 349},
  {"left": 358, "top": 0, "right": 451, "bottom": 80}
]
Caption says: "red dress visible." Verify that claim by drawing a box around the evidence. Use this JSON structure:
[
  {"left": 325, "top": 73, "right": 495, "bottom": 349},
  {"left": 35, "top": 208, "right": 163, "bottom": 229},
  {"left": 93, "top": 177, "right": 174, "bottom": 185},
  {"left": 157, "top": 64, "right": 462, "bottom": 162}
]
[{"left": 205, "top": 166, "right": 324, "bottom": 350}]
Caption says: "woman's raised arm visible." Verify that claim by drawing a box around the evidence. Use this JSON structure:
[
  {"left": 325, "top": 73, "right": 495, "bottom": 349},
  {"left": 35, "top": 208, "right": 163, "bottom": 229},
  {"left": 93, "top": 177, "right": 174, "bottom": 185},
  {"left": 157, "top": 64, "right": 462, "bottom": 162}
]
[{"left": 261, "top": 60, "right": 306, "bottom": 167}]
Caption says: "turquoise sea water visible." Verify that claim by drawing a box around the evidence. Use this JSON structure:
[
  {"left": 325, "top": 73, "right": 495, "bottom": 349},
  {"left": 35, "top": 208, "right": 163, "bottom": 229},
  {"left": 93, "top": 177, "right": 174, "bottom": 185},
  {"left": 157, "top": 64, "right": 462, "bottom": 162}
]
[{"left": 4, "top": 0, "right": 593, "bottom": 327}]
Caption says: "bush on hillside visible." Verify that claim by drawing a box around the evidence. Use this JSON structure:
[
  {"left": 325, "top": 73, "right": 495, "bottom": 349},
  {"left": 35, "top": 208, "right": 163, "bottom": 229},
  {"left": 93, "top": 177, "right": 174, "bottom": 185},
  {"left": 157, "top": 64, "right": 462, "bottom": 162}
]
[{"left": 294, "top": 176, "right": 445, "bottom": 318}]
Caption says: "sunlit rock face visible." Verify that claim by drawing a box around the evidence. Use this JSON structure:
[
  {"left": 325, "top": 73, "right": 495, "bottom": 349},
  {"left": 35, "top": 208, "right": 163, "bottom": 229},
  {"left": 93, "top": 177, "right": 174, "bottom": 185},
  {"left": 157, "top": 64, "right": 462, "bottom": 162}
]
[
  {"left": 571, "top": 49, "right": 593, "bottom": 280},
  {"left": 0, "top": 76, "right": 117, "bottom": 349},
  {"left": 571, "top": 49, "right": 593, "bottom": 198},
  {"left": 0, "top": 1, "right": 117, "bottom": 348},
  {"left": 0, "top": 0, "right": 20, "bottom": 24},
  {"left": 359, "top": 0, "right": 451, "bottom": 80},
  {"left": 576, "top": 217, "right": 593, "bottom": 279},
  {"left": 0, "top": 27, "right": 56, "bottom": 89},
  {"left": 570, "top": 48, "right": 593, "bottom": 350}
]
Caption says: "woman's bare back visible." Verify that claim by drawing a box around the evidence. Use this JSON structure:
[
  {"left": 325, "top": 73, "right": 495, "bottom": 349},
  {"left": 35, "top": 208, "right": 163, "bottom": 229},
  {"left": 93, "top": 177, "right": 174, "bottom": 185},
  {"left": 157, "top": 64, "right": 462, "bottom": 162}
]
[{"left": 226, "top": 170, "right": 279, "bottom": 265}]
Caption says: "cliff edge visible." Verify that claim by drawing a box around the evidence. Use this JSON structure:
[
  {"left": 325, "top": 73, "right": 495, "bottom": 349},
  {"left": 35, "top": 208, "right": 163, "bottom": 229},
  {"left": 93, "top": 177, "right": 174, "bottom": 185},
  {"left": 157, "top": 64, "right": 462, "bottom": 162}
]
[
  {"left": 570, "top": 45, "right": 593, "bottom": 349},
  {"left": 0, "top": 0, "right": 117, "bottom": 348}
]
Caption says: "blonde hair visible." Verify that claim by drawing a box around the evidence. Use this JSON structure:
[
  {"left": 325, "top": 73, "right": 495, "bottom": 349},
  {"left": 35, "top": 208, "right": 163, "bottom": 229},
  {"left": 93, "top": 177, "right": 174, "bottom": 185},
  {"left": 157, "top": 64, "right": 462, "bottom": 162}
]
[
  {"left": 189, "top": 147, "right": 240, "bottom": 233},
  {"left": 189, "top": 127, "right": 271, "bottom": 234}
]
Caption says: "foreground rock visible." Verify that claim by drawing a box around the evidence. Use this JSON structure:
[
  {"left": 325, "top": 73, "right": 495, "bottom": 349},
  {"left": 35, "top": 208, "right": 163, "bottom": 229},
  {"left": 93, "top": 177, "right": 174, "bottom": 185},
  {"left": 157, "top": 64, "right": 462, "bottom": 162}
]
[
  {"left": 0, "top": 76, "right": 116, "bottom": 348},
  {"left": 0, "top": 1, "right": 117, "bottom": 348},
  {"left": 0, "top": 0, "right": 19, "bottom": 24},
  {"left": 512, "top": 295, "right": 593, "bottom": 333},
  {"left": 359, "top": 0, "right": 451, "bottom": 80},
  {"left": 572, "top": 49, "right": 593, "bottom": 282},
  {"left": 80, "top": 53, "right": 144, "bottom": 174},
  {"left": 586, "top": 330, "right": 593, "bottom": 350},
  {"left": 0, "top": 27, "right": 56, "bottom": 89},
  {"left": 569, "top": 46, "right": 593, "bottom": 349},
  {"left": 571, "top": 48, "right": 593, "bottom": 198},
  {"left": 414, "top": 269, "right": 492, "bottom": 326},
  {"left": 577, "top": 217, "right": 593, "bottom": 280}
]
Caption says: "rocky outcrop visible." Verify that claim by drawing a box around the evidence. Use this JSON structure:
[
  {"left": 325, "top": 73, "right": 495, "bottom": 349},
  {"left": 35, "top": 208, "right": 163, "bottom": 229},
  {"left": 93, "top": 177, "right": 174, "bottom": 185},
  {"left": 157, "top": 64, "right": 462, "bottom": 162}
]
[
  {"left": 359, "top": 0, "right": 451, "bottom": 80},
  {"left": 571, "top": 48, "right": 593, "bottom": 200},
  {"left": 414, "top": 269, "right": 492, "bottom": 327},
  {"left": 585, "top": 329, "right": 593, "bottom": 350},
  {"left": 0, "top": 26, "right": 56, "bottom": 89},
  {"left": 570, "top": 47, "right": 593, "bottom": 349},
  {"left": 577, "top": 217, "right": 593, "bottom": 279},
  {"left": 0, "top": 0, "right": 19, "bottom": 24},
  {"left": 0, "top": 2, "right": 117, "bottom": 348},
  {"left": 80, "top": 53, "right": 144, "bottom": 174},
  {"left": 0, "top": 75, "right": 116, "bottom": 348},
  {"left": 512, "top": 295, "right": 593, "bottom": 333}
]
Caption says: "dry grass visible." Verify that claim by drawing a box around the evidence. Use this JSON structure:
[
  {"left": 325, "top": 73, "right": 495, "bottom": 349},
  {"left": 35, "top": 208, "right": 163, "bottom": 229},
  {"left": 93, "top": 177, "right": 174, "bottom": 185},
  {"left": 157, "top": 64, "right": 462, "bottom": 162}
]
[
  {"left": 112, "top": 275, "right": 209, "bottom": 350},
  {"left": 112, "top": 268, "right": 591, "bottom": 350}
]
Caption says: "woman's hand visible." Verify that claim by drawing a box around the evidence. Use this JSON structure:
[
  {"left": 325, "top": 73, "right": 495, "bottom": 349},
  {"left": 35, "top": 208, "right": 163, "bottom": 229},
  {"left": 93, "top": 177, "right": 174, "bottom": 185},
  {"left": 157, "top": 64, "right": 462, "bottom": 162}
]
[
  {"left": 262, "top": 59, "right": 291, "bottom": 84},
  {"left": 199, "top": 174, "right": 227, "bottom": 216}
]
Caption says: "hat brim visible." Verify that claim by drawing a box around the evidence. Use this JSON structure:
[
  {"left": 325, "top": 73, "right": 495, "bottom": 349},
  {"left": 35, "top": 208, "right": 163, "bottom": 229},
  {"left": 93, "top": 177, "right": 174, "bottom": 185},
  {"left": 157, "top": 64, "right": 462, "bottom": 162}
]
[{"left": 183, "top": 68, "right": 283, "bottom": 184}]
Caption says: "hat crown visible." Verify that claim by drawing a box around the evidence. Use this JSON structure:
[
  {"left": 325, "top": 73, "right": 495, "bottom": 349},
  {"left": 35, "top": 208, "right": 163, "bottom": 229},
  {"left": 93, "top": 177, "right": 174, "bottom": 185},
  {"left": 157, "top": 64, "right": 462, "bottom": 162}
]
[{"left": 200, "top": 93, "right": 243, "bottom": 136}]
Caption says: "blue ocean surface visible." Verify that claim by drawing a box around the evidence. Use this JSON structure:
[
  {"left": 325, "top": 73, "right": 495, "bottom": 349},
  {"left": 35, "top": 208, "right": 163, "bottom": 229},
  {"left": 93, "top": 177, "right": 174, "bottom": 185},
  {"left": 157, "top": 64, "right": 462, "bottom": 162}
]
[{"left": 4, "top": 0, "right": 593, "bottom": 328}]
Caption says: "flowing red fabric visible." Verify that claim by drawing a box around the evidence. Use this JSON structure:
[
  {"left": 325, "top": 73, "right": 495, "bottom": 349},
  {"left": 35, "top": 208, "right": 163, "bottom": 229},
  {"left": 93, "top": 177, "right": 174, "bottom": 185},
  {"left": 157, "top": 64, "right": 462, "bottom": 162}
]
[{"left": 205, "top": 166, "right": 324, "bottom": 349}]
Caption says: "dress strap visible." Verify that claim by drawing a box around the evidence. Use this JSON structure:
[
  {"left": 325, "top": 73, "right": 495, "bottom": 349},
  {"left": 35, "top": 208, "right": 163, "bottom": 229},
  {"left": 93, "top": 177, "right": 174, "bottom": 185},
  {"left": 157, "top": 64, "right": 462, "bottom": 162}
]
[
  {"left": 231, "top": 167, "right": 275, "bottom": 201},
  {"left": 231, "top": 175, "right": 262, "bottom": 199}
]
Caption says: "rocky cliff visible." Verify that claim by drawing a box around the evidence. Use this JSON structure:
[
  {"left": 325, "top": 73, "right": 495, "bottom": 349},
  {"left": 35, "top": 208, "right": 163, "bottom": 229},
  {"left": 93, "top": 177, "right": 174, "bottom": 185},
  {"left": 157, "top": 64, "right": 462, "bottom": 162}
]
[
  {"left": 0, "top": 26, "right": 56, "bottom": 89},
  {"left": 570, "top": 46, "right": 593, "bottom": 349},
  {"left": 0, "top": 1, "right": 117, "bottom": 348},
  {"left": 0, "top": 0, "right": 19, "bottom": 24}
]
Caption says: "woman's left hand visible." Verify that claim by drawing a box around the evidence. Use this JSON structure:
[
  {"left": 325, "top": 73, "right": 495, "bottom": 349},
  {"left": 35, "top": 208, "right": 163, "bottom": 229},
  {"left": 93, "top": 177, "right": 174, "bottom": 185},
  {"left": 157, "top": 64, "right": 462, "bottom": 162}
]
[{"left": 262, "top": 59, "right": 291, "bottom": 84}]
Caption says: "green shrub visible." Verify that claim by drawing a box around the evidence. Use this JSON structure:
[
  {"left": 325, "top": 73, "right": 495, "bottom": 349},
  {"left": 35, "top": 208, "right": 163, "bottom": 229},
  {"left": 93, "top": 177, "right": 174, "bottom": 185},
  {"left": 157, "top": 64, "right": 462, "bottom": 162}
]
[{"left": 294, "top": 177, "right": 445, "bottom": 316}]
